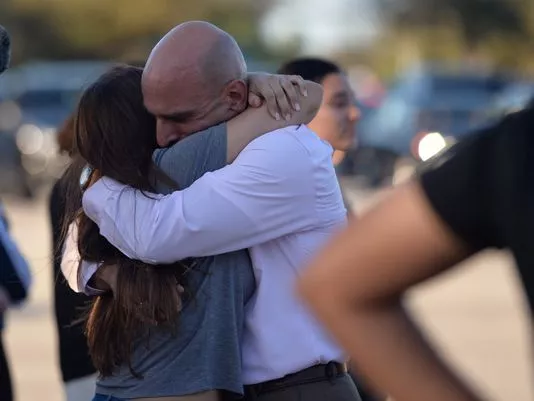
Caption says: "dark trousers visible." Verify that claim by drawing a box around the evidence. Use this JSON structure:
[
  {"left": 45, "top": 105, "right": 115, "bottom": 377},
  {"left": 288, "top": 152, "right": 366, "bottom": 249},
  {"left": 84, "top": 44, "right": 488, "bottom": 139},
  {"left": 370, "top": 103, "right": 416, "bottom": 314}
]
[
  {"left": 243, "top": 372, "right": 361, "bottom": 401},
  {"left": 0, "top": 334, "right": 13, "bottom": 401},
  {"left": 349, "top": 370, "right": 383, "bottom": 401}
]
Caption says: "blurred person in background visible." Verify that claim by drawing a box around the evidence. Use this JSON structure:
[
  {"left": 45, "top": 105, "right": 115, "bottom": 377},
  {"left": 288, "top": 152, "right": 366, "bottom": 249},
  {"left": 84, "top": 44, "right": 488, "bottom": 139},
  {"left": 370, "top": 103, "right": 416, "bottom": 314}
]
[
  {"left": 278, "top": 57, "right": 381, "bottom": 401},
  {"left": 49, "top": 115, "right": 97, "bottom": 401},
  {"left": 298, "top": 107, "right": 534, "bottom": 401},
  {"left": 1, "top": 22, "right": 32, "bottom": 401},
  {"left": 0, "top": 201, "right": 32, "bottom": 401},
  {"left": 68, "top": 21, "right": 360, "bottom": 401},
  {"left": 277, "top": 58, "right": 361, "bottom": 217}
]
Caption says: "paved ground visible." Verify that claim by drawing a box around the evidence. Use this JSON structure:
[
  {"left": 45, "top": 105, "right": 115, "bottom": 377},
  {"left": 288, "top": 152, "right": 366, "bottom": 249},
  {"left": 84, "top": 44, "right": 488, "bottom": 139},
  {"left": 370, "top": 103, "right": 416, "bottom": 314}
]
[{"left": 1, "top": 181, "right": 533, "bottom": 401}]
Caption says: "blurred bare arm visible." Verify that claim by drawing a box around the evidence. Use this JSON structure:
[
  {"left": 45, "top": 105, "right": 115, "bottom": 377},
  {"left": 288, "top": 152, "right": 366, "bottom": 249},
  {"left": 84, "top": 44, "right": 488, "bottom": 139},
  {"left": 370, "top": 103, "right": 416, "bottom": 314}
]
[{"left": 298, "top": 182, "right": 485, "bottom": 401}]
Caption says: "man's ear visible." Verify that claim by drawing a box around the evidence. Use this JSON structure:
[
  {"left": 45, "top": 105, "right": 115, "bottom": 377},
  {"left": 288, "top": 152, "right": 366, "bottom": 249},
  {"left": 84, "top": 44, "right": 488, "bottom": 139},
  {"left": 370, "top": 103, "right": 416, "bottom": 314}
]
[{"left": 224, "top": 79, "right": 248, "bottom": 112}]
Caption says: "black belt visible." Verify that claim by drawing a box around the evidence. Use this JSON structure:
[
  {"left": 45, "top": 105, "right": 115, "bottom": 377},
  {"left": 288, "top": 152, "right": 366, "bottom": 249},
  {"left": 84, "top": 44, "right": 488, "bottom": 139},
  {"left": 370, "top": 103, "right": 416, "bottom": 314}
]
[{"left": 244, "top": 362, "right": 347, "bottom": 397}]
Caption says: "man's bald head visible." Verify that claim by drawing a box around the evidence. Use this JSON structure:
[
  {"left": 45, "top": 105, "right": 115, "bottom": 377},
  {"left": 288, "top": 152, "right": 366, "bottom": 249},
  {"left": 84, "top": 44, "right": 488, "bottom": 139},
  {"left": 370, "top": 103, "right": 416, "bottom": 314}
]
[
  {"left": 145, "top": 21, "right": 246, "bottom": 87},
  {"left": 142, "top": 21, "right": 248, "bottom": 147}
]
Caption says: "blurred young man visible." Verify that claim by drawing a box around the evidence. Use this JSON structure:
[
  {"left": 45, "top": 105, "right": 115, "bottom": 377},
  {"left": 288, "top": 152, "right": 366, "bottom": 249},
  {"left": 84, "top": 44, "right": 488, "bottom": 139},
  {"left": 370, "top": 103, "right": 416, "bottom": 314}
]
[
  {"left": 278, "top": 58, "right": 359, "bottom": 158},
  {"left": 278, "top": 58, "right": 360, "bottom": 215},
  {"left": 0, "top": 204, "right": 32, "bottom": 401},
  {"left": 0, "top": 24, "right": 33, "bottom": 401},
  {"left": 278, "top": 58, "right": 384, "bottom": 401}
]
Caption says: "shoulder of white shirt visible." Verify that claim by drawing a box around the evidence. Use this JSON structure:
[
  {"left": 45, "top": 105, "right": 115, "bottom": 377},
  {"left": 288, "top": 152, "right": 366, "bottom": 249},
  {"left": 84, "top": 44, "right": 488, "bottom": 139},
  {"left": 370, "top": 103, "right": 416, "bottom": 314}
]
[{"left": 246, "top": 124, "right": 331, "bottom": 152}]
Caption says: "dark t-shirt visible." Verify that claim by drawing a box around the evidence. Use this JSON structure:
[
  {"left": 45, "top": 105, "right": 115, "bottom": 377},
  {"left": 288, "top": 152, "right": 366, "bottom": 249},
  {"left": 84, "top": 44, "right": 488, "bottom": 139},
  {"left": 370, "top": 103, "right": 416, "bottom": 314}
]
[{"left": 419, "top": 108, "right": 534, "bottom": 315}]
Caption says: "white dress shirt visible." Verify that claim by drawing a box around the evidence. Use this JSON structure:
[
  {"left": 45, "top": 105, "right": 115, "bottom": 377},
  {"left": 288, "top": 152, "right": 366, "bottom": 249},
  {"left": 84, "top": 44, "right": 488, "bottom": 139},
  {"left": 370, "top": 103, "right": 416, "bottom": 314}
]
[
  {"left": 60, "top": 222, "right": 100, "bottom": 294},
  {"left": 71, "top": 125, "right": 348, "bottom": 384}
]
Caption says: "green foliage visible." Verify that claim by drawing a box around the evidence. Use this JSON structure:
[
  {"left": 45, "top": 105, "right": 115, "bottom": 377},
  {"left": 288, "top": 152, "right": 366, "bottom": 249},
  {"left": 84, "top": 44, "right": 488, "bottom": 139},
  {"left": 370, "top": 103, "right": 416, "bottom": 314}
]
[
  {"left": 367, "top": 0, "right": 534, "bottom": 77},
  {"left": 2, "top": 0, "right": 534, "bottom": 75},
  {"left": 1, "top": 0, "right": 276, "bottom": 63},
  {"left": 381, "top": 0, "right": 530, "bottom": 46}
]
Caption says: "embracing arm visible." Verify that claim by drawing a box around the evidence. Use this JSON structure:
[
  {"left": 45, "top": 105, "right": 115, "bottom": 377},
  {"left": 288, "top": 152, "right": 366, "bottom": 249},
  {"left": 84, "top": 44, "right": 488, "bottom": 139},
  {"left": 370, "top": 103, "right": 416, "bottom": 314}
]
[
  {"left": 70, "top": 75, "right": 322, "bottom": 292},
  {"left": 226, "top": 78, "right": 322, "bottom": 161},
  {"left": 156, "top": 74, "right": 322, "bottom": 188},
  {"left": 83, "top": 129, "right": 326, "bottom": 264}
]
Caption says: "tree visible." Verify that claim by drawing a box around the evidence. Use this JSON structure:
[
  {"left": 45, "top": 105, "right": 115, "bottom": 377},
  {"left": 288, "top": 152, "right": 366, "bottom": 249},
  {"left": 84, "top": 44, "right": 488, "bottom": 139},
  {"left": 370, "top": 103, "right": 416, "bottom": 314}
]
[
  {"left": 380, "top": 0, "right": 529, "bottom": 49},
  {"left": 1, "top": 0, "right": 277, "bottom": 63}
]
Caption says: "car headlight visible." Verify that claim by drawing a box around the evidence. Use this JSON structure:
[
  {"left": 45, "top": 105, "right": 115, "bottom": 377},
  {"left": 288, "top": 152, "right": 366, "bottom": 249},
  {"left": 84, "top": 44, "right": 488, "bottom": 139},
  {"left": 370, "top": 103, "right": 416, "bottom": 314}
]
[
  {"left": 15, "top": 124, "right": 44, "bottom": 155},
  {"left": 417, "top": 132, "right": 447, "bottom": 161}
]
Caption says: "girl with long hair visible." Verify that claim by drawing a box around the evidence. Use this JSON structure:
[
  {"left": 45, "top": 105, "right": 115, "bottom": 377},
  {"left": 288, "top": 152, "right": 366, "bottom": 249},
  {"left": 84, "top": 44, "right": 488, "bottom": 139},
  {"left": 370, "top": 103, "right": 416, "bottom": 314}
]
[{"left": 62, "top": 65, "right": 322, "bottom": 401}]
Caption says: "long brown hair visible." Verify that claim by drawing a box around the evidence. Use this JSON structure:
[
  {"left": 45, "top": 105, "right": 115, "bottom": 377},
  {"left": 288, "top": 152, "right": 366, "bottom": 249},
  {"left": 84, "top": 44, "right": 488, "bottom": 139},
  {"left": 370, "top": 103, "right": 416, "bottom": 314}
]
[
  {"left": 56, "top": 114, "right": 76, "bottom": 155},
  {"left": 63, "top": 65, "right": 187, "bottom": 377}
]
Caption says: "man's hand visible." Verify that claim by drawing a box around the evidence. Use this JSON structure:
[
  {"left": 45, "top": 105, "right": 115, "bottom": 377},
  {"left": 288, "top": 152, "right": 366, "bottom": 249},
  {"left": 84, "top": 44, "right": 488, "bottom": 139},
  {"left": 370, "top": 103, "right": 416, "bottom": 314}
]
[
  {"left": 0, "top": 286, "right": 11, "bottom": 313},
  {"left": 248, "top": 72, "right": 308, "bottom": 121}
]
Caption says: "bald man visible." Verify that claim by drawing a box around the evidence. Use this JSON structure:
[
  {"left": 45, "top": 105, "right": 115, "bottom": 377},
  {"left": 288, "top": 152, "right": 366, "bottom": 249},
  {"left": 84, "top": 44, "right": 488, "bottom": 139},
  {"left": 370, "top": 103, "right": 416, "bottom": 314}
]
[
  {"left": 142, "top": 22, "right": 288, "bottom": 147},
  {"left": 73, "top": 22, "right": 360, "bottom": 401}
]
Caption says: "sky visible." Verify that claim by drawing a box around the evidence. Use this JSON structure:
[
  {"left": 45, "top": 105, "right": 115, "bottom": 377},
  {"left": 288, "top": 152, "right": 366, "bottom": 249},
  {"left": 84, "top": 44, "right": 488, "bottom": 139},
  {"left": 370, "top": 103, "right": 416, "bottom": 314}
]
[{"left": 260, "top": 0, "right": 384, "bottom": 55}]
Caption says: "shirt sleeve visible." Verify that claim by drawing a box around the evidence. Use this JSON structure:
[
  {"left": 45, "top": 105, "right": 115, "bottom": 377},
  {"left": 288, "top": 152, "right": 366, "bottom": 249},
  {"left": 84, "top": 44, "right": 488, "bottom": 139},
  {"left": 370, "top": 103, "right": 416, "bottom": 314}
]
[
  {"left": 82, "top": 130, "right": 319, "bottom": 264},
  {"left": 153, "top": 122, "right": 227, "bottom": 190},
  {"left": 60, "top": 222, "right": 104, "bottom": 295},
  {"left": 419, "top": 109, "right": 532, "bottom": 251},
  {"left": 69, "top": 124, "right": 228, "bottom": 293}
]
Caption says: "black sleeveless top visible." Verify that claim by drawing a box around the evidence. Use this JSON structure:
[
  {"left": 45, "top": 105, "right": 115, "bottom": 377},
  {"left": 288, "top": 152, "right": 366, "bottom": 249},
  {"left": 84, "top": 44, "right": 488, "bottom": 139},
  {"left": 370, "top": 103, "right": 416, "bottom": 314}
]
[{"left": 420, "top": 108, "right": 534, "bottom": 316}]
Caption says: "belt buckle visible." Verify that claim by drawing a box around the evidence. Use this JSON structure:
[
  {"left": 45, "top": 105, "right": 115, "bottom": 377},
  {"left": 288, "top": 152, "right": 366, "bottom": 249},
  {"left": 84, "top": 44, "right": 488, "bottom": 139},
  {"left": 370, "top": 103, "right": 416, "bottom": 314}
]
[
  {"left": 325, "top": 361, "right": 337, "bottom": 378},
  {"left": 325, "top": 361, "right": 346, "bottom": 378}
]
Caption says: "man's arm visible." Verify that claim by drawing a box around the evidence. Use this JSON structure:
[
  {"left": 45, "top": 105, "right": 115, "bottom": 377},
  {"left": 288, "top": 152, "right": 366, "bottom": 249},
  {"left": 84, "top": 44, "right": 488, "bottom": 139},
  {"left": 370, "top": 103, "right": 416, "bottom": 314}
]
[
  {"left": 67, "top": 76, "right": 320, "bottom": 293},
  {"left": 60, "top": 222, "right": 105, "bottom": 294},
  {"left": 154, "top": 123, "right": 227, "bottom": 191},
  {"left": 83, "top": 128, "right": 325, "bottom": 264},
  {"left": 62, "top": 124, "right": 229, "bottom": 294}
]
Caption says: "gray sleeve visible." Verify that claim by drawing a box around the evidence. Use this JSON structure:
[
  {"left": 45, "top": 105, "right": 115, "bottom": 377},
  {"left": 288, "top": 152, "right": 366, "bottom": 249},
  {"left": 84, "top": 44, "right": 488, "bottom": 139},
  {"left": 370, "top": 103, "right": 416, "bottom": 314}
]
[{"left": 153, "top": 123, "right": 227, "bottom": 190}]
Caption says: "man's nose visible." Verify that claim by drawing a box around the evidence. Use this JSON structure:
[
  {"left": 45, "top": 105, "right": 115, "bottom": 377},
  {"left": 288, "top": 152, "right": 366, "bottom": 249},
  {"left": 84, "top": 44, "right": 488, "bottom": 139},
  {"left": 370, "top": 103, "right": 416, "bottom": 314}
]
[
  {"left": 156, "top": 120, "right": 175, "bottom": 147},
  {"left": 348, "top": 104, "right": 361, "bottom": 122}
]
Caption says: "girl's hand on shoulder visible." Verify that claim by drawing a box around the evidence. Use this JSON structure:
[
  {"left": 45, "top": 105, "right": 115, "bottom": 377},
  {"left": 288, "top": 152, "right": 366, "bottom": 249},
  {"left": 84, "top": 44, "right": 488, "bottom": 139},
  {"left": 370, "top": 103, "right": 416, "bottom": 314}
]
[{"left": 248, "top": 72, "right": 308, "bottom": 121}]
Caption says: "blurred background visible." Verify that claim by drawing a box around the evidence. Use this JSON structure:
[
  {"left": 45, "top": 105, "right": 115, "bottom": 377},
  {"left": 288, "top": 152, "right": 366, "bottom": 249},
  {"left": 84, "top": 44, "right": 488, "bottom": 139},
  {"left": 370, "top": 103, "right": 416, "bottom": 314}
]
[{"left": 0, "top": 0, "right": 532, "bottom": 400}]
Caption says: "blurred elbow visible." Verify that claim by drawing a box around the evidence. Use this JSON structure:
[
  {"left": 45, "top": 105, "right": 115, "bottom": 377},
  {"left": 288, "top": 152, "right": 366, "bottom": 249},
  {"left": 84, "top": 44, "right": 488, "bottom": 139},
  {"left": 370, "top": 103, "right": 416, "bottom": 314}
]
[
  {"left": 136, "top": 226, "right": 189, "bottom": 264},
  {"left": 296, "top": 269, "right": 332, "bottom": 311}
]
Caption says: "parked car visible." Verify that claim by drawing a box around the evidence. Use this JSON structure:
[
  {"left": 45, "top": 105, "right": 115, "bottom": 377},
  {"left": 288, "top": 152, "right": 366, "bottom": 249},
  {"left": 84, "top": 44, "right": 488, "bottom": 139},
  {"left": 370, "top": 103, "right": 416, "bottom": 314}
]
[
  {"left": 350, "top": 65, "right": 512, "bottom": 187},
  {"left": 0, "top": 61, "right": 112, "bottom": 198},
  {"left": 487, "top": 81, "right": 534, "bottom": 120}
]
